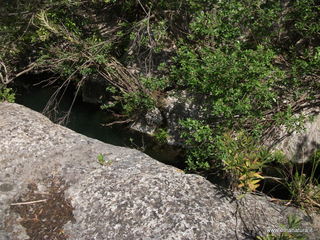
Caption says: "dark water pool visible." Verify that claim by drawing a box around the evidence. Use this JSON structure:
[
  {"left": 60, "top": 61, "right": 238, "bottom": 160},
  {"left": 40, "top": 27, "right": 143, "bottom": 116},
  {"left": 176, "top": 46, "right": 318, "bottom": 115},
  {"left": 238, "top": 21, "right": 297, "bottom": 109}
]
[{"left": 14, "top": 82, "right": 185, "bottom": 168}]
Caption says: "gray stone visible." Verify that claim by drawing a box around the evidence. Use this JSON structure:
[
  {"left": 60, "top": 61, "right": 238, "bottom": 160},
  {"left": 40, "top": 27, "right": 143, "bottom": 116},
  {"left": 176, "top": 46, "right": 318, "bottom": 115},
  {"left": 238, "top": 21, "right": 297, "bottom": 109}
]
[
  {"left": 130, "top": 107, "right": 163, "bottom": 135},
  {"left": 130, "top": 90, "right": 209, "bottom": 145},
  {"left": 0, "top": 102, "right": 319, "bottom": 239},
  {"left": 268, "top": 113, "right": 320, "bottom": 163},
  {"left": 161, "top": 90, "right": 209, "bottom": 145}
]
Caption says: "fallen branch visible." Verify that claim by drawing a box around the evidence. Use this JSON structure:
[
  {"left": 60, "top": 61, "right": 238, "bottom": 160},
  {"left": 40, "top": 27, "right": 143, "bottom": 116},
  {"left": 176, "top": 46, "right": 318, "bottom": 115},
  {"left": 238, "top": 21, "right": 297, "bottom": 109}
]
[
  {"left": 15, "top": 62, "right": 37, "bottom": 78},
  {"left": 102, "top": 119, "right": 133, "bottom": 127},
  {"left": 0, "top": 61, "right": 38, "bottom": 85}
]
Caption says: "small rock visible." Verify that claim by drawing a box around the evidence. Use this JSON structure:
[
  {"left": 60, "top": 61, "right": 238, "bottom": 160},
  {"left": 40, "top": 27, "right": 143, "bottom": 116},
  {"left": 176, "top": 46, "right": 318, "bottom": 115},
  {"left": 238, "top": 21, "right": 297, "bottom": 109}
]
[
  {"left": 268, "top": 113, "right": 320, "bottom": 163},
  {"left": 130, "top": 107, "right": 163, "bottom": 135}
]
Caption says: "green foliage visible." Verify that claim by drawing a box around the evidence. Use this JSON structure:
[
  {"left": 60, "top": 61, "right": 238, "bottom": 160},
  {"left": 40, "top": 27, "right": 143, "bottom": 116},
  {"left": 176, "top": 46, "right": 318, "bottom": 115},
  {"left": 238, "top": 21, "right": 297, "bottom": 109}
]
[
  {"left": 292, "top": 47, "right": 320, "bottom": 75},
  {"left": 122, "top": 91, "right": 155, "bottom": 116},
  {"left": 0, "top": 86, "right": 15, "bottom": 103},
  {"left": 180, "top": 119, "right": 214, "bottom": 171},
  {"left": 283, "top": 151, "right": 320, "bottom": 211},
  {"left": 216, "top": 131, "right": 268, "bottom": 191},
  {"left": 140, "top": 76, "right": 169, "bottom": 92},
  {"left": 179, "top": 120, "right": 288, "bottom": 191},
  {"left": 97, "top": 153, "right": 113, "bottom": 166},
  {"left": 169, "top": 0, "right": 320, "bottom": 198},
  {"left": 154, "top": 128, "right": 169, "bottom": 144},
  {"left": 269, "top": 150, "right": 288, "bottom": 166},
  {"left": 273, "top": 107, "right": 306, "bottom": 132},
  {"left": 288, "top": 0, "right": 320, "bottom": 39},
  {"left": 189, "top": 0, "right": 282, "bottom": 48},
  {"left": 172, "top": 44, "right": 284, "bottom": 125},
  {"left": 97, "top": 153, "right": 106, "bottom": 165}
]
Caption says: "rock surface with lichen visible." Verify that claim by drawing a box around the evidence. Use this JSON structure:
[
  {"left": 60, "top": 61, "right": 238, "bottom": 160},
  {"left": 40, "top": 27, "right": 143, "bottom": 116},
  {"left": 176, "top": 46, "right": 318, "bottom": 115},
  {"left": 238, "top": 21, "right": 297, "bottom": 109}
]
[
  {"left": 0, "top": 102, "right": 319, "bottom": 240},
  {"left": 270, "top": 113, "right": 320, "bottom": 163}
]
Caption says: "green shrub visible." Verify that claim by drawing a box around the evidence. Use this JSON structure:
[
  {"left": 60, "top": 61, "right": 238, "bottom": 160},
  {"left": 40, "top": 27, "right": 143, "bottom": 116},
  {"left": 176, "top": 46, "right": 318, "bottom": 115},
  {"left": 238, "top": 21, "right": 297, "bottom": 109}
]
[
  {"left": 172, "top": 44, "right": 284, "bottom": 128},
  {"left": 180, "top": 120, "right": 286, "bottom": 192},
  {"left": 189, "top": 0, "right": 282, "bottom": 48},
  {"left": 122, "top": 91, "right": 155, "bottom": 116},
  {"left": 288, "top": 0, "right": 320, "bottom": 39},
  {"left": 0, "top": 86, "right": 15, "bottom": 103},
  {"left": 154, "top": 128, "right": 169, "bottom": 144},
  {"left": 180, "top": 119, "right": 214, "bottom": 171},
  {"left": 216, "top": 131, "right": 268, "bottom": 191}
]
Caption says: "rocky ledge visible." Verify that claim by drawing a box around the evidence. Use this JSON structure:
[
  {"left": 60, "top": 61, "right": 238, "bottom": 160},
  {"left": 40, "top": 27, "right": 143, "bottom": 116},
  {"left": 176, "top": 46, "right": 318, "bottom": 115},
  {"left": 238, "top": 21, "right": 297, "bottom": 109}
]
[{"left": 0, "top": 102, "right": 319, "bottom": 240}]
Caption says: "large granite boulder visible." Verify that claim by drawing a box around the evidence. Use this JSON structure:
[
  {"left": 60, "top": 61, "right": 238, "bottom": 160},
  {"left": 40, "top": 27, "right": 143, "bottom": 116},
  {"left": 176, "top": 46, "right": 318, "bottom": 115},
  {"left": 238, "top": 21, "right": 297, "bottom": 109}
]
[{"left": 0, "top": 102, "right": 319, "bottom": 240}]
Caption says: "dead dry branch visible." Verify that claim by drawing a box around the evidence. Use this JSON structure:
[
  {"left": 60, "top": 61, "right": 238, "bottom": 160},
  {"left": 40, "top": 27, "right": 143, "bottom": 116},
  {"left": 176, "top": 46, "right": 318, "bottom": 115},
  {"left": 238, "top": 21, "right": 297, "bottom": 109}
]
[{"left": 0, "top": 61, "right": 10, "bottom": 85}]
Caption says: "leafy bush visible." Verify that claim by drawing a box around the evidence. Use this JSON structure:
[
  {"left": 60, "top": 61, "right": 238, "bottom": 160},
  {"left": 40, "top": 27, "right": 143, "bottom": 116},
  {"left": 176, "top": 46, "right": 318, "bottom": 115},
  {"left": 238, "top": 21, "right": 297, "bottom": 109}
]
[
  {"left": 216, "top": 131, "right": 268, "bottom": 191},
  {"left": 0, "top": 86, "right": 15, "bottom": 103},
  {"left": 288, "top": 0, "right": 320, "bottom": 39},
  {"left": 122, "top": 91, "right": 155, "bottom": 116},
  {"left": 172, "top": 44, "right": 284, "bottom": 126},
  {"left": 154, "top": 128, "right": 169, "bottom": 144},
  {"left": 189, "top": 0, "right": 282, "bottom": 48},
  {"left": 180, "top": 119, "right": 214, "bottom": 171},
  {"left": 169, "top": 0, "right": 320, "bottom": 199}
]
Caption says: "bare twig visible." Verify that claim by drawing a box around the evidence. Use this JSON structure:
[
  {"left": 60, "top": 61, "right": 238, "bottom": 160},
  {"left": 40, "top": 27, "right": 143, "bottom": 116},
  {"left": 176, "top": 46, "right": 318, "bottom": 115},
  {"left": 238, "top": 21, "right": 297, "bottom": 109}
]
[
  {"left": 42, "top": 68, "right": 79, "bottom": 120},
  {"left": 0, "top": 61, "right": 38, "bottom": 85},
  {"left": 11, "top": 199, "right": 47, "bottom": 206},
  {"left": 17, "top": 14, "right": 35, "bottom": 41},
  {"left": 306, "top": 196, "right": 320, "bottom": 208},
  {"left": 15, "top": 63, "right": 37, "bottom": 78},
  {"left": 102, "top": 119, "right": 133, "bottom": 126},
  {"left": 57, "top": 77, "right": 84, "bottom": 125},
  {"left": 0, "top": 61, "right": 10, "bottom": 84}
]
